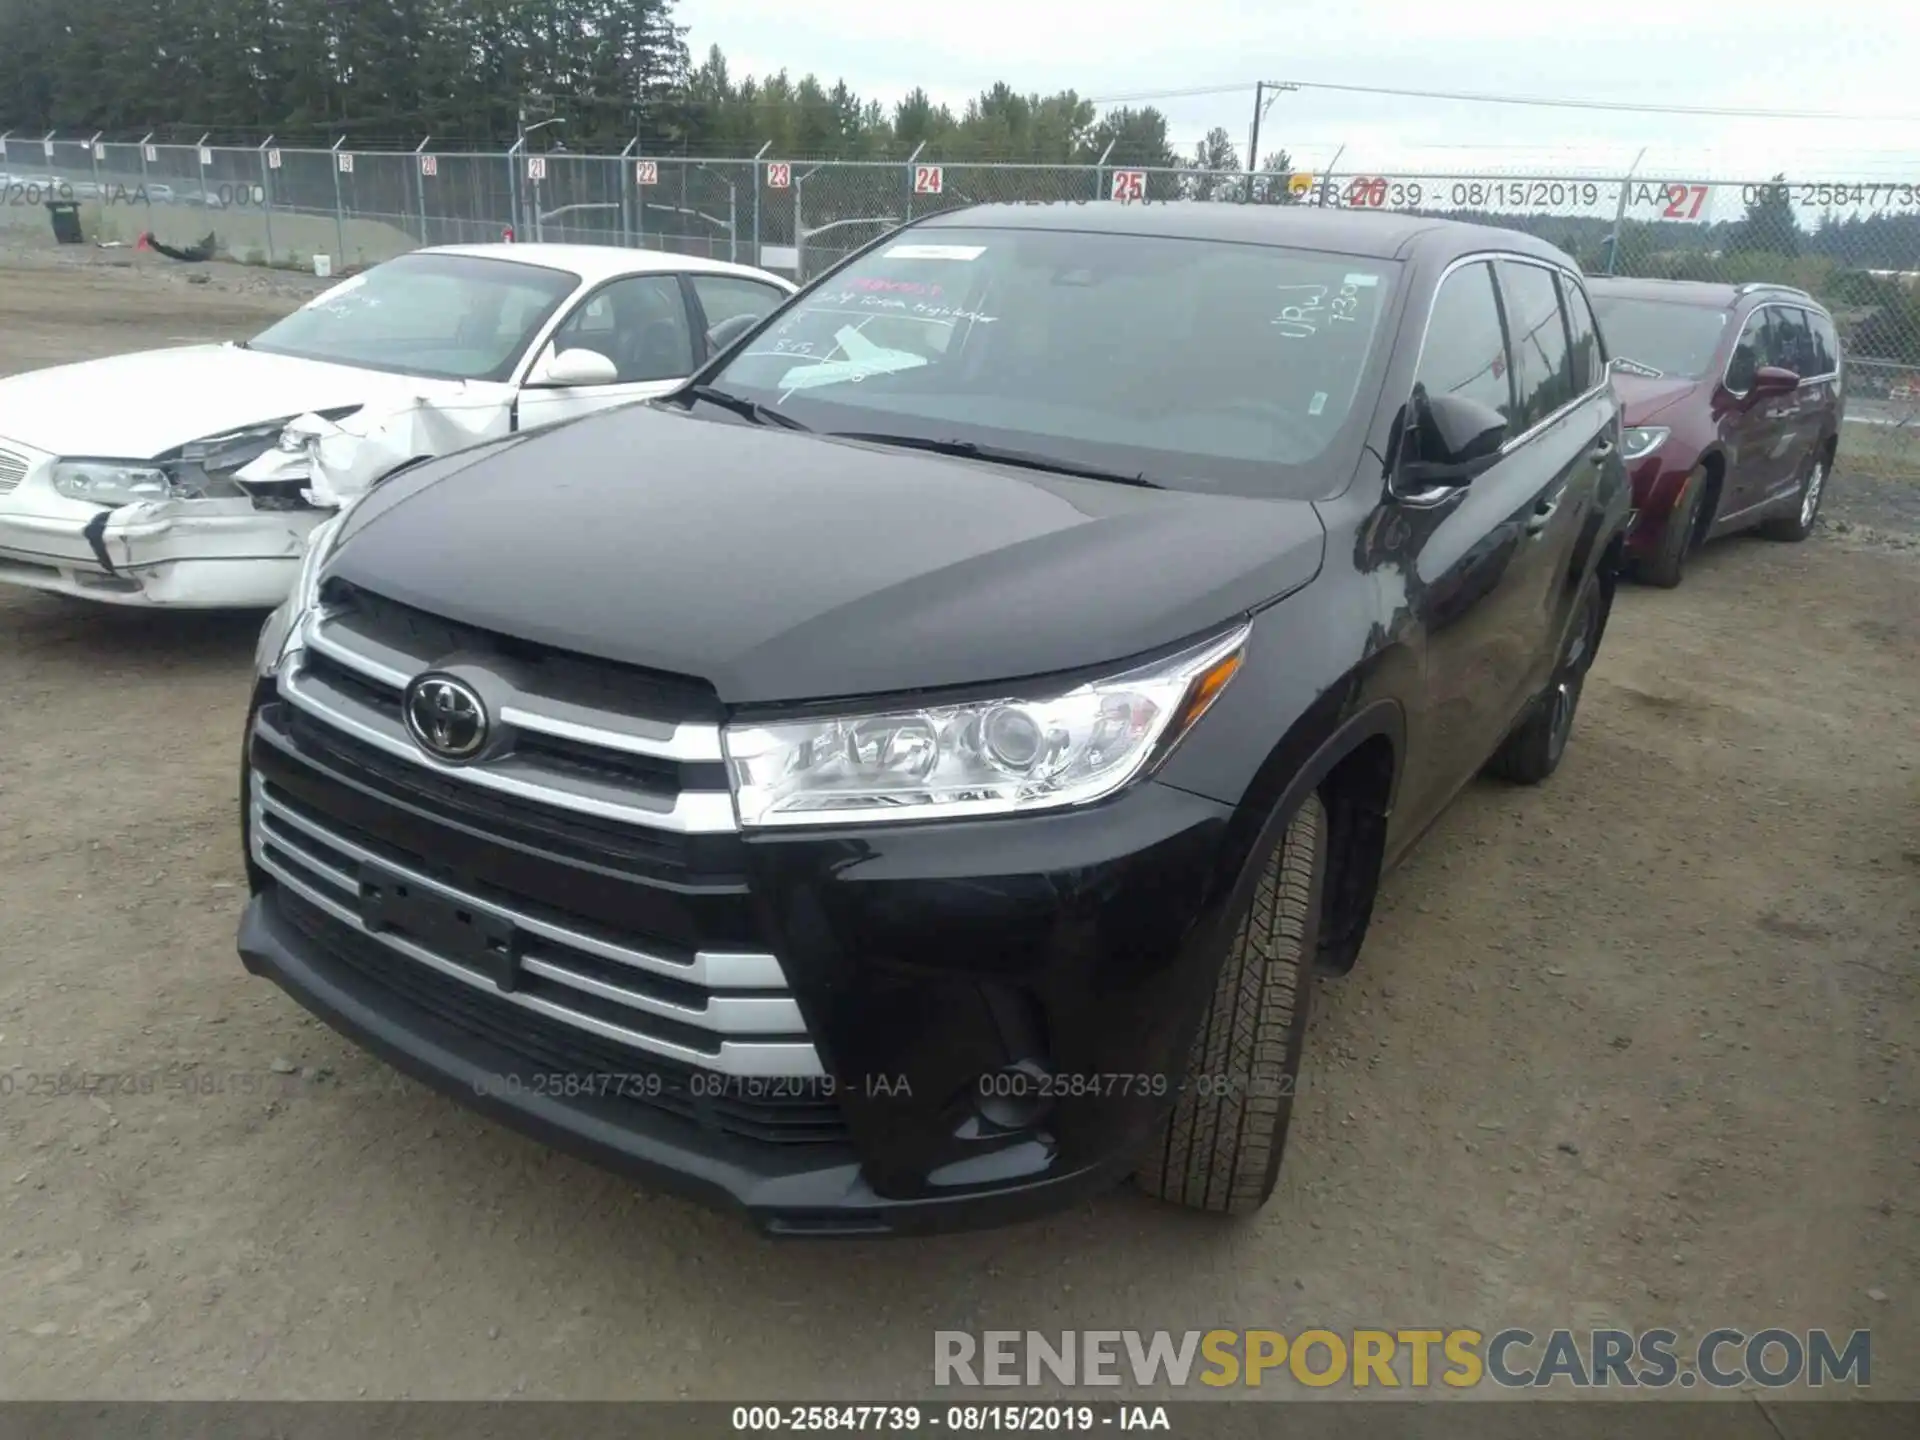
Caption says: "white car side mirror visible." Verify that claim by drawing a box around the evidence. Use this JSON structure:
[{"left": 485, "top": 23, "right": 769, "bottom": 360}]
[{"left": 528, "top": 346, "right": 619, "bottom": 387}]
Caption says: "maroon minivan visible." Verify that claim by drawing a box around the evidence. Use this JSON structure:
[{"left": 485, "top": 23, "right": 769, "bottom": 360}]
[{"left": 1586, "top": 278, "right": 1844, "bottom": 587}]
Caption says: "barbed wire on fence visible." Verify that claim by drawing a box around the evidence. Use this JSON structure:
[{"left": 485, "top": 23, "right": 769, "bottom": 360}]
[{"left": 3, "top": 135, "right": 1917, "bottom": 468}]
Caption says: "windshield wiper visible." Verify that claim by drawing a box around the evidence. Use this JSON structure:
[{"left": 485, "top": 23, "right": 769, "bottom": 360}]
[
  {"left": 683, "top": 384, "right": 810, "bottom": 431},
  {"left": 829, "top": 433, "right": 1163, "bottom": 489}
]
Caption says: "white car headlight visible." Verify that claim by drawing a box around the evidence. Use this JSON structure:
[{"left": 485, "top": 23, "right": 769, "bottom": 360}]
[
  {"left": 724, "top": 624, "right": 1250, "bottom": 828},
  {"left": 51, "top": 460, "right": 172, "bottom": 504},
  {"left": 1621, "top": 426, "right": 1670, "bottom": 462}
]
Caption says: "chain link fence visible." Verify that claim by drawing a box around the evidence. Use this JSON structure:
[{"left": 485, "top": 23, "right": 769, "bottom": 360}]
[{"left": 2, "top": 134, "right": 1916, "bottom": 472}]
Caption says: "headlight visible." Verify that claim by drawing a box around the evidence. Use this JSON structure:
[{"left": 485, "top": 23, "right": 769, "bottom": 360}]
[
  {"left": 1620, "top": 426, "right": 1670, "bottom": 461},
  {"left": 51, "top": 460, "right": 171, "bottom": 504},
  {"left": 254, "top": 508, "right": 349, "bottom": 676},
  {"left": 724, "top": 624, "right": 1250, "bottom": 828}
]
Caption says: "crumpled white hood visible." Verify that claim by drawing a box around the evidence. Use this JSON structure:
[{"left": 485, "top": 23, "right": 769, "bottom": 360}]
[{"left": 0, "top": 344, "right": 468, "bottom": 458}]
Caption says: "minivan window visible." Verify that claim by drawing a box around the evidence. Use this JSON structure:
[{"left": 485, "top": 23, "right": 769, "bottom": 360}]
[
  {"left": 1415, "top": 261, "right": 1514, "bottom": 423},
  {"left": 1766, "top": 307, "right": 1817, "bottom": 378},
  {"left": 1726, "top": 309, "right": 1770, "bottom": 392},
  {"left": 704, "top": 228, "right": 1400, "bottom": 499},
  {"left": 1588, "top": 295, "right": 1729, "bottom": 381},
  {"left": 1561, "top": 277, "right": 1606, "bottom": 394},
  {"left": 1498, "top": 261, "right": 1577, "bottom": 431},
  {"left": 1808, "top": 311, "right": 1839, "bottom": 376}
]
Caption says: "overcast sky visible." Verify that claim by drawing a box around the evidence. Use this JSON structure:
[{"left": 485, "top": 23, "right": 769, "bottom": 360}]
[{"left": 679, "top": 0, "right": 1914, "bottom": 189}]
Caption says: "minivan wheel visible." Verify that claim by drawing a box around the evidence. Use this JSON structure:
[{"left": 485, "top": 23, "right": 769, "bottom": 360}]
[
  {"left": 1635, "top": 464, "right": 1708, "bottom": 588},
  {"left": 1761, "top": 453, "right": 1828, "bottom": 542},
  {"left": 1135, "top": 791, "right": 1326, "bottom": 1215},
  {"left": 1485, "top": 573, "right": 1603, "bottom": 786}
]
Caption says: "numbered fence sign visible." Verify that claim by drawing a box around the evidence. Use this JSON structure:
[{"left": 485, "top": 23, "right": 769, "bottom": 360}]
[
  {"left": 1288, "top": 172, "right": 1315, "bottom": 196},
  {"left": 93, "top": 143, "right": 106, "bottom": 161},
  {"left": 143, "top": 144, "right": 157, "bottom": 163},
  {"left": 199, "top": 146, "right": 213, "bottom": 166},
  {"left": 635, "top": 160, "right": 659, "bottom": 185},
  {"left": 338, "top": 152, "right": 354, "bottom": 174},
  {"left": 765, "top": 161, "right": 791, "bottom": 189},
  {"left": 1110, "top": 169, "right": 1146, "bottom": 203},
  {"left": 1345, "top": 176, "right": 1391, "bottom": 208},
  {"left": 0, "top": 140, "right": 7, "bottom": 159},
  {"left": 43, "top": 140, "right": 55, "bottom": 157},
  {"left": 419, "top": 154, "right": 437, "bottom": 177},
  {"left": 527, "top": 156, "right": 547, "bottom": 181},
  {"left": 267, "top": 149, "right": 281, "bottom": 170},
  {"left": 912, "top": 164, "right": 943, "bottom": 195}
]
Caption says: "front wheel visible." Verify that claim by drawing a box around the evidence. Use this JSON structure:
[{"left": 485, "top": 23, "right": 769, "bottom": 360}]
[
  {"left": 1485, "top": 572, "right": 1604, "bottom": 786},
  {"left": 1134, "top": 792, "right": 1326, "bottom": 1215},
  {"left": 1760, "top": 451, "right": 1829, "bottom": 542}
]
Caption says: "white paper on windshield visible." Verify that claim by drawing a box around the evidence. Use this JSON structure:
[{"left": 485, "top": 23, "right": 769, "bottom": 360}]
[
  {"left": 1343, "top": 272, "right": 1380, "bottom": 287},
  {"left": 882, "top": 244, "right": 985, "bottom": 261},
  {"left": 778, "top": 326, "right": 928, "bottom": 390}
]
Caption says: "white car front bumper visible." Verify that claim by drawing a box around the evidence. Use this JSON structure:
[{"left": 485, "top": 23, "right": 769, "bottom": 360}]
[{"left": 0, "top": 440, "right": 328, "bottom": 610}]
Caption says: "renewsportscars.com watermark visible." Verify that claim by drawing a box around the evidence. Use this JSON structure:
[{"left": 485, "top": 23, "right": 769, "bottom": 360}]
[{"left": 934, "top": 1328, "right": 1872, "bottom": 1390}]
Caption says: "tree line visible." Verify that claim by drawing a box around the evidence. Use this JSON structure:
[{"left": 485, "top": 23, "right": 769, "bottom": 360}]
[{"left": 0, "top": 0, "right": 1282, "bottom": 172}]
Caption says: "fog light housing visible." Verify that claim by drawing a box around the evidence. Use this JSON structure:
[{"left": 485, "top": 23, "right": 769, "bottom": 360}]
[{"left": 972, "top": 1058, "right": 1055, "bottom": 1133}]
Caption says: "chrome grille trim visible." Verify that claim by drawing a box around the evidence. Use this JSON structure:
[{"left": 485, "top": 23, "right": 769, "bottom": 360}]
[
  {"left": 0, "top": 446, "right": 28, "bottom": 495},
  {"left": 252, "top": 778, "right": 785, "bottom": 990},
  {"left": 277, "top": 649, "right": 739, "bottom": 834},
  {"left": 250, "top": 776, "right": 822, "bottom": 1078},
  {"left": 306, "top": 609, "right": 727, "bottom": 763}
]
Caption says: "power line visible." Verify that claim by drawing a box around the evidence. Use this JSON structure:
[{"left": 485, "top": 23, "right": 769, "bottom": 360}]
[
  {"left": 1260, "top": 78, "right": 1920, "bottom": 123},
  {"left": 1085, "top": 76, "right": 1920, "bottom": 123}
]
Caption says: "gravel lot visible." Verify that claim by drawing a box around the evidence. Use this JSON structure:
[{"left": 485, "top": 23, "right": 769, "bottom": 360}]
[{"left": 1, "top": 242, "right": 1915, "bottom": 1402}]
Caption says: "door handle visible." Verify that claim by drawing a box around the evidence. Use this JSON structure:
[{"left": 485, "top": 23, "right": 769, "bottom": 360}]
[
  {"left": 1590, "top": 437, "right": 1615, "bottom": 459},
  {"left": 1525, "top": 491, "right": 1563, "bottom": 536}
]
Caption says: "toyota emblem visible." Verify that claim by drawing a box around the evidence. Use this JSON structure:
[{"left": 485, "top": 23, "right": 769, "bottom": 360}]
[{"left": 403, "top": 673, "right": 489, "bottom": 761}]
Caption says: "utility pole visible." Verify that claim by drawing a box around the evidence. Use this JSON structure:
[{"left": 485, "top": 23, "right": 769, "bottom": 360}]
[{"left": 1246, "top": 80, "right": 1265, "bottom": 201}]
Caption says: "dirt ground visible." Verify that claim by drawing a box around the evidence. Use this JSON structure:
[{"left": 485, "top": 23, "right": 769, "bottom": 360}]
[{"left": 0, "top": 244, "right": 1914, "bottom": 1403}]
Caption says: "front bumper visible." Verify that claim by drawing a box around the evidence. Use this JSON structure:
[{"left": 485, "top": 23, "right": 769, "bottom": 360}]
[
  {"left": 0, "top": 447, "right": 324, "bottom": 609},
  {"left": 238, "top": 688, "right": 1244, "bottom": 1236}
]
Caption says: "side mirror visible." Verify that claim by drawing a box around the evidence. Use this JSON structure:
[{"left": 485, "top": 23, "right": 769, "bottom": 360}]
[
  {"left": 526, "top": 346, "right": 619, "bottom": 388},
  {"left": 1400, "top": 392, "right": 1508, "bottom": 489},
  {"left": 706, "top": 313, "right": 761, "bottom": 355},
  {"left": 1749, "top": 365, "right": 1800, "bottom": 398}
]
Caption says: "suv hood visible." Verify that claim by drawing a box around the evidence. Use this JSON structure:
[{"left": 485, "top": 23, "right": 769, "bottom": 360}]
[
  {"left": 0, "top": 344, "right": 467, "bottom": 457},
  {"left": 1610, "top": 371, "right": 1703, "bottom": 425},
  {"left": 330, "top": 405, "right": 1328, "bottom": 705}
]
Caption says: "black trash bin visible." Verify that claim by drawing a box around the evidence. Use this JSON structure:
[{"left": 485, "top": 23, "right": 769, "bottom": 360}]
[{"left": 46, "top": 201, "right": 83, "bottom": 245}]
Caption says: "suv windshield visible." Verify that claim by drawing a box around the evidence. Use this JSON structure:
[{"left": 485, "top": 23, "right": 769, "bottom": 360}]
[
  {"left": 1587, "top": 295, "right": 1729, "bottom": 380},
  {"left": 248, "top": 253, "right": 579, "bottom": 382},
  {"left": 704, "top": 227, "right": 1400, "bottom": 498}
]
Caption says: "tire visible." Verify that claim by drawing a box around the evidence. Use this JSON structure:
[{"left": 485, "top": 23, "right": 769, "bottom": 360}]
[
  {"left": 1485, "top": 572, "right": 1604, "bottom": 786},
  {"left": 1635, "top": 464, "right": 1709, "bottom": 588},
  {"left": 1135, "top": 792, "right": 1326, "bottom": 1215},
  {"left": 1760, "top": 449, "right": 1830, "bottom": 542}
]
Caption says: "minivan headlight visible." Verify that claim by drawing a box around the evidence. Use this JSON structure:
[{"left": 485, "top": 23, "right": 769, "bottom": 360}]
[
  {"left": 724, "top": 625, "right": 1249, "bottom": 828},
  {"left": 1621, "top": 426, "right": 1670, "bottom": 461}
]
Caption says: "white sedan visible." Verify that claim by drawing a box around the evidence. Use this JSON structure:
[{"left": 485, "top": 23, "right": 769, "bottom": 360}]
[{"left": 0, "top": 243, "right": 795, "bottom": 608}]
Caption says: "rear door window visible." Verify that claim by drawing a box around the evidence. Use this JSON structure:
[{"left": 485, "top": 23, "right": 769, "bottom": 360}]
[{"left": 1560, "top": 276, "right": 1606, "bottom": 394}]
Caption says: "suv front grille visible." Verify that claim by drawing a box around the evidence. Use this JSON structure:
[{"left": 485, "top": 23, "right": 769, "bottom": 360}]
[
  {"left": 0, "top": 446, "right": 27, "bottom": 494},
  {"left": 281, "top": 580, "right": 738, "bottom": 834},
  {"left": 248, "top": 582, "right": 846, "bottom": 1144}
]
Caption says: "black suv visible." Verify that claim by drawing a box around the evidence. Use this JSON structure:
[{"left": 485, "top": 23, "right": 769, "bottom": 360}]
[{"left": 237, "top": 204, "right": 1630, "bottom": 1236}]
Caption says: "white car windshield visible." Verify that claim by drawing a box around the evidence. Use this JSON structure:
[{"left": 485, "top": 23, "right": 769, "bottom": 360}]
[
  {"left": 248, "top": 253, "right": 579, "bottom": 382},
  {"left": 707, "top": 226, "right": 1400, "bottom": 498}
]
